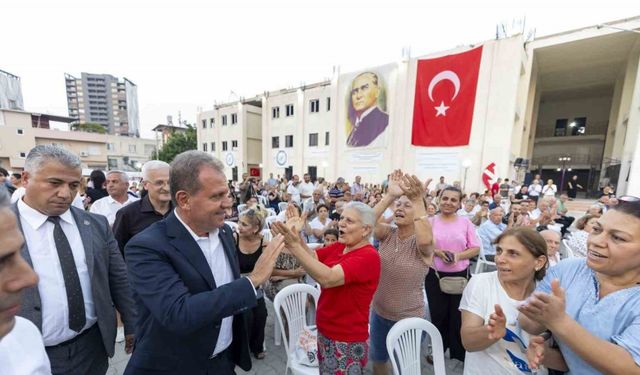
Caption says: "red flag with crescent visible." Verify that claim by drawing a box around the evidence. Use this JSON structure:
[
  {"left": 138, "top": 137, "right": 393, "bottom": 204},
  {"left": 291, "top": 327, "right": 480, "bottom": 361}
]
[{"left": 411, "top": 46, "right": 483, "bottom": 146}]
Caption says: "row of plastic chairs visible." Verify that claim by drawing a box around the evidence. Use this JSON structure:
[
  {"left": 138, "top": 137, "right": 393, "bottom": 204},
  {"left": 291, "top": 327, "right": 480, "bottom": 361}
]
[{"left": 274, "top": 283, "right": 446, "bottom": 375}]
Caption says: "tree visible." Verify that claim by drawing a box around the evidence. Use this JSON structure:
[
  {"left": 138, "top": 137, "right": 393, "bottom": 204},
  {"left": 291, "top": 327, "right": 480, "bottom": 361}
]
[
  {"left": 70, "top": 122, "right": 107, "bottom": 134},
  {"left": 152, "top": 124, "right": 197, "bottom": 163}
]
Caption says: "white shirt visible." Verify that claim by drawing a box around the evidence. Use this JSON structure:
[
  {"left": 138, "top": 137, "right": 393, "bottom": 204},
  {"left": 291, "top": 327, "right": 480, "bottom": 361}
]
[
  {"left": 174, "top": 210, "right": 234, "bottom": 356},
  {"left": 287, "top": 183, "right": 301, "bottom": 204},
  {"left": 528, "top": 184, "right": 542, "bottom": 197},
  {"left": 457, "top": 207, "right": 478, "bottom": 220},
  {"left": 542, "top": 184, "right": 557, "bottom": 197},
  {"left": 0, "top": 317, "right": 51, "bottom": 375},
  {"left": 460, "top": 272, "right": 547, "bottom": 375},
  {"left": 307, "top": 217, "right": 329, "bottom": 243},
  {"left": 89, "top": 194, "right": 139, "bottom": 226},
  {"left": 298, "top": 182, "right": 315, "bottom": 198},
  {"left": 17, "top": 199, "right": 97, "bottom": 346}
]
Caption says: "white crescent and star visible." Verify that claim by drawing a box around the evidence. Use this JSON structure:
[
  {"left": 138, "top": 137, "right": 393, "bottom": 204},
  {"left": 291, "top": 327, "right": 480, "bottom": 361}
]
[{"left": 427, "top": 70, "right": 461, "bottom": 117}]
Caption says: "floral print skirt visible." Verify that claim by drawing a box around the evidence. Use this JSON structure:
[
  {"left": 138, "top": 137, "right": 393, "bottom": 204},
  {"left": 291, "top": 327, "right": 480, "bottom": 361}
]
[{"left": 317, "top": 331, "right": 368, "bottom": 375}]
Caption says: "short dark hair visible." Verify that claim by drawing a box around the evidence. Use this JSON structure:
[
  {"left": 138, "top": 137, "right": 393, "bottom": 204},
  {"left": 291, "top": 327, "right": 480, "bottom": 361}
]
[
  {"left": 0, "top": 167, "right": 9, "bottom": 177},
  {"left": 611, "top": 200, "right": 640, "bottom": 219},
  {"left": 323, "top": 228, "right": 339, "bottom": 239},
  {"left": 316, "top": 203, "right": 329, "bottom": 213},
  {"left": 576, "top": 214, "right": 597, "bottom": 230},
  {"left": 494, "top": 227, "right": 548, "bottom": 281},
  {"left": 11, "top": 173, "right": 21, "bottom": 180}
]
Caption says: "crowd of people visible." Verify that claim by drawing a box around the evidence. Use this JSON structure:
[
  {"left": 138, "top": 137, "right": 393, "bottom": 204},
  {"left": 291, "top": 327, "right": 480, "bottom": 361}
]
[{"left": 0, "top": 144, "right": 639, "bottom": 375}]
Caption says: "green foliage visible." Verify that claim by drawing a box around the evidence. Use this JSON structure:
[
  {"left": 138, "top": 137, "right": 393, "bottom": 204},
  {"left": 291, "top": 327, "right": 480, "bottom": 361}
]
[
  {"left": 152, "top": 124, "right": 197, "bottom": 163},
  {"left": 70, "top": 122, "right": 107, "bottom": 134}
]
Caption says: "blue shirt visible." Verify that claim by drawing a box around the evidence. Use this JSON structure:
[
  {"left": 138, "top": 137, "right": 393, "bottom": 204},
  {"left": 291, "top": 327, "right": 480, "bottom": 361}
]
[
  {"left": 535, "top": 259, "right": 640, "bottom": 374},
  {"left": 477, "top": 220, "right": 506, "bottom": 256}
]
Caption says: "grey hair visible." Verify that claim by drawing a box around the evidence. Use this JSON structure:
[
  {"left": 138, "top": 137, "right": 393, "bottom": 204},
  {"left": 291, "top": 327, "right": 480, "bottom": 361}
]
[
  {"left": 0, "top": 185, "right": 10, "bottom": 208},
  {"left": 344, "top": 201, "right": 376, "bottom": 229},
  {"left": 106, "top": 170, "right": 129, "bottom": 183},
  {"left": 490, "top": 207, "right": 504, "bottom": 215},
  {"left": 24, "top": 144, "right": 81, "bottom": 175},
  {"left": 142, "top": 160, "right": 170, "bottom": 181},
  {"left": 170, "top": 150, "right": 225, "bottom": 205}
]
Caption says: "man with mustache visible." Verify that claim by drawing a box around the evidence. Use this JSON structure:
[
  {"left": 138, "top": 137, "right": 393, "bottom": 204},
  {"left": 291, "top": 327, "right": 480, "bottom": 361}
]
[
  {"left": 12, "top": 144, "right": 136, "bottom": 374},
  {"left": 0, "top": 186, "right": 50, "bottom": 374},
  {"left": 113, "top": 160, "right": 172, "bottom": 257},
  {"left": 346, "top": 72, "right": 390, "bottom": 147}
]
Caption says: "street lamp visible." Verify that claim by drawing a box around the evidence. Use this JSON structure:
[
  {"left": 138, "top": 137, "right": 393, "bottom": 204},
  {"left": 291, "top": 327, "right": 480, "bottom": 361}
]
[{"left": 558, "top": 156, "right": 571, "bottom": 193}]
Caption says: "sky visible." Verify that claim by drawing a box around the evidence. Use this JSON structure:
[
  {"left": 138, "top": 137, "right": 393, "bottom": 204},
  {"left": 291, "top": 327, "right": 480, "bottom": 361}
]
[{"left": 1, "top": 1, "right": 638, "bottom": 138}]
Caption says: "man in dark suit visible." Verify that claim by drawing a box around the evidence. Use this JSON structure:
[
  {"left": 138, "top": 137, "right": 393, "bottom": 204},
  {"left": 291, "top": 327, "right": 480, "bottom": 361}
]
[
  {"left": 13, "top": 144, "right": 137, "bottom": 375},
  {"left": 347, "top": 71, "right": 390, "bottom": 147},
  {"left": 124, "top": 150, "right": 285, "bottom": 375}
]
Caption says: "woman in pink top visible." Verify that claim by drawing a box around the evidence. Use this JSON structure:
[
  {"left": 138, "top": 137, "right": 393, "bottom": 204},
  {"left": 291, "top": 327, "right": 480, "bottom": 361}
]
[{"left": 425, "top": 186, "right": 480, "bottom": 363}]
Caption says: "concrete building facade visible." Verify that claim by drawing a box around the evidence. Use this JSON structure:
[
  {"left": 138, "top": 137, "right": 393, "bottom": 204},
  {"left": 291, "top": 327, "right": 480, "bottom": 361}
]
[
  {"left": 65, "top": 72, "right": 140, "bottom": 137},
  {"left": 198, "top": 17, "right": 640, "bottom": 195},
  {"left": 0, "top": 108, "right": 156, "bottom": 172}
]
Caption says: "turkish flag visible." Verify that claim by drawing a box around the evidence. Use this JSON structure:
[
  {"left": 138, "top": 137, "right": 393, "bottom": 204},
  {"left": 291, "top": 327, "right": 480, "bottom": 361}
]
[{"left": 411, "top": 46, "right": 483, "bottom": 146}]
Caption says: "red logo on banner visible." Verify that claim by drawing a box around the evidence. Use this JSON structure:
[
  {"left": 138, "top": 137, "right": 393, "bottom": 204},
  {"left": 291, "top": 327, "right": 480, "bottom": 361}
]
[
  {"left": 482, "top": 162, "right": 496, "bottom": 190},
  {"left": 411, "top": 46, "right": 483, "bottom": 147},
  {"left": 249, "top": 168, "right": 260, "bottom": 177}
]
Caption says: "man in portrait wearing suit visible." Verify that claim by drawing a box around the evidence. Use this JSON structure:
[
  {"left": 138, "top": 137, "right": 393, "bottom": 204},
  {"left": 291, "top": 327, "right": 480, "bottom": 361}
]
[
  {"left": 124, "top": 150, "right": 285, "bottom": 375},
  {"left": 346, "top": 71, "right": 390, "bottom": 147},
  {"left": 13, "top": 144, "right": 136, "bottom": 375}
]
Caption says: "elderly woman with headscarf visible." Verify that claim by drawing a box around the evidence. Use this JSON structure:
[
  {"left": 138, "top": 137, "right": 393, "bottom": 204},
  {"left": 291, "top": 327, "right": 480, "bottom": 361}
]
[
  {"left": 273, "top": 201, "right": 381, "bottom": 375},
  {"left": 520, "top": 197, "right": 640, "bottom": 374}
]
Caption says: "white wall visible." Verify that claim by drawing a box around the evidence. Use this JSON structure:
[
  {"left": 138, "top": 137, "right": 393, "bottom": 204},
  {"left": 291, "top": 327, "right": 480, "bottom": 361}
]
[{"left": 535, "top": 95, "right": 612, "bottom": 138}]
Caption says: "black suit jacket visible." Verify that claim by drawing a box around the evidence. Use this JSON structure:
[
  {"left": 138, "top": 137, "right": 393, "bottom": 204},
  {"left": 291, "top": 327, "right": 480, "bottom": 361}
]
[{"left": 123, "top": 212, "right": 256, "bottom": 374}]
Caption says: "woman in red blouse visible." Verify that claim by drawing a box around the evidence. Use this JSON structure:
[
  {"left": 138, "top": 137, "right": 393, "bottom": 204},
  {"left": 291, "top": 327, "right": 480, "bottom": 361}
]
[{"left": 273, "top": 201, "right": 381, "bottom": 375}]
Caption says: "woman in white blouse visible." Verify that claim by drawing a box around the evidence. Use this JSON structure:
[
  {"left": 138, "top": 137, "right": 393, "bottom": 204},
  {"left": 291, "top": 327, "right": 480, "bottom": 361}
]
[{"left": 565, "top": 214, "right": 598, "bottom": 257}]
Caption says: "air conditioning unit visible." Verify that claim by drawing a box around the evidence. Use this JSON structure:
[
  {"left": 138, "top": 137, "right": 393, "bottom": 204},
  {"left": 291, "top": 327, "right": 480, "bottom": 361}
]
[{"left": 80, "top": 151, "right": 89, "bottom": 157}]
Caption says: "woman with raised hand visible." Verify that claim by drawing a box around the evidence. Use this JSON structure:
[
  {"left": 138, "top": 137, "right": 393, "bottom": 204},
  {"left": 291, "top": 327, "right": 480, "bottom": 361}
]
[
  {"left": 368, "top": 170, "right": 435, "bottom": 375},
  {"left": 519, "top": 197, "right": 640, "bottom": 375},
  {"left": 460, "top": 227, "right": 550, "bottom": 374},
  {"left": 424, "top": 185, "right": 480, "bottom": 363},
  {"left": 272, "top": 200, "right": 381, "bottom": 375},
  {"left": 234, "top": 207, "right": 269, "bottom": 359}
]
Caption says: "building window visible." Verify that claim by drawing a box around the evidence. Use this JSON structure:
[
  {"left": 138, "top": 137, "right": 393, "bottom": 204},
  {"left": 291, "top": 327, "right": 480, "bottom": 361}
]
[
  {"left": 222, "top": 115, "right": 228, "bottom": 125},
  {"left": 19, "top": 152, "right": 26, "bottom": 158},
  {"left": 326, "top": 97, "right": 331, "bottom": 111},
  {"left": 309, "top": 133, "right": 318, "bottom": 146},
  {"left": 210, "top": 118, "right": 215, "bottom": 127},
  {"left": 571, "top": 117, "right": 587, "bottom": 136},
  {"left": 108, "top": 158, "right": 118, "bottom": 168},
  {"left": 107, "top": 143, "right": 114, "bottom": 151},
  {"left": 285, "top": 135, "right": 293, "bottom": 148},
  {"left": 272, "top": 106, "right": 280, "bottom": 119},
  {"left": 129, "top": 144, "right": 137, "bottom": 153},
  {"left": 222, "top": 141, "right": 228, "bottom": 151},
  {"left": 202, "top": 119, "right": 207, "bottom": 128},
  {"left": 232, "top": 140, "right": 238, "bottom": 149},
  {"left": 310, "top": 99, "right": 320, "bottom": 113},
  {"left": 286, "top": 104, "right": 294, "bottom": 117},
  {"left": 211, "top": 142, "right": 215, "bottom": 151},
  {"left": 202, "top": 143, "right": 208, "bottom": 152},
  {"left": 16, "top": 129, "right": 24, "bottom": 135},
  {"left": 325, "top": 131, "right": 330, "bottom": 146},
  {"left": 231, "top": 113, "right": 238, "bottom": 125},
  {"left": 554, "top": 119, "right": 567, "bottom": 137},
  {"left": 272, "top": 136, "right": 280, "bottom": 149}
]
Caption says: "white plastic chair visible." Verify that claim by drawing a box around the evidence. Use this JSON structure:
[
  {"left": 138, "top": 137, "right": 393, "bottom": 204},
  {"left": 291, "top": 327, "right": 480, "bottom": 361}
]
[
  {"left": 386, "top": 317, "right": 446, "bottom": 375},
  {"left": 224, "top": 221, "right": 238, "bottom": 233},
  {"left": 273, "top": 284, "right": 320, "bottom": 375},
  {"left": 278, "top": 202, "right": 289, "bottom": 213},
  {"left": 237, "top": 204, "right": 248, "bottom": 213},
  {"left": 562, "top": 239, "right": 575, "bottom": 259},
  {"left": 265, "top": 216, "right": 279, "bottom": 229},
  {"left": 474, "top": 236, "right": 496, "bottom": 274},
  {"left": 266, "top": 208, "right": 277, "bottom": 217},
  {"left": 258, "top": 195, "right": 269, "bottom": 207},
  {"left": 261, "top": 228, "right": 272, "bottom": 242}
]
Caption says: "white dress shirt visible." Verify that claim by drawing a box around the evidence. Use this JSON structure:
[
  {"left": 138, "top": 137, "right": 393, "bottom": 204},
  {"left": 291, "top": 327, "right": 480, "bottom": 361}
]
[
  {"left": 298, "top": 182, "right": 315, "bottom": 199},
  {"left": 287, "top": 183, "right": 301, "bottom": 204},
  {"left": 17, "top": 199, "right": 97, "bottom": 346},
  {"left": 89, "top": 194, "right": 139, "bottom": 226},
  {"left": 0, "top": 317, "right": 51, "bottom": 375},
  {"left": 174, "top": 210, "right": 234, "bottom": 356}
]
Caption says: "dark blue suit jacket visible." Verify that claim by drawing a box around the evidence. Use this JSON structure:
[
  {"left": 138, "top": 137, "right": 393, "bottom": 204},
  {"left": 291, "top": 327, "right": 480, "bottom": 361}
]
[{"left": 123, "top": 212, "right": 256, "bottom": 374}]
